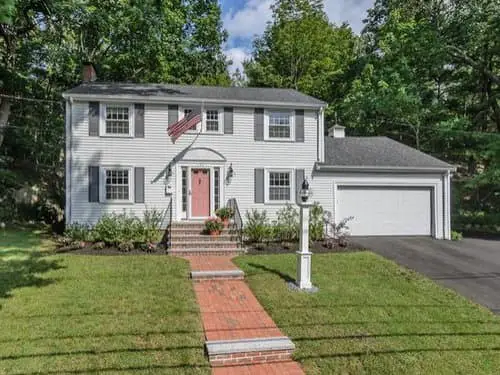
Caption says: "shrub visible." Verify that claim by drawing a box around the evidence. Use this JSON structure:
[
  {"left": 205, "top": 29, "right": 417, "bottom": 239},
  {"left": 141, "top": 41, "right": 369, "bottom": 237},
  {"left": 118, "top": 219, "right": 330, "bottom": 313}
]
[
  {"left": 309, "top": 202, "right": 324, "bottom": 241},
  {"left": 324, "top": 213, "right": 354, "bottom": 248},
  {"left": 243, "top": 209, "right": 270, "bottom": 243},
  {"left": 93, "top": 213, "right": 142, "bottom": 246},
  {"left": 215, "top": 207, "right": 234, "bottom": 221},
  {"left": 204, "top": 217, "right": 224, "bottom": 233},
  {"left": 451, "top": 230, "right": 463, "bottom": 241},
  {"left": 274, "top": 204, "right": 299, "bottom": 242},
  {"left": 64, "top": 223, "right": 94, "bottom": 242},
  {"left": 142, "top": 208, "right": 164, "bottom": 243}
]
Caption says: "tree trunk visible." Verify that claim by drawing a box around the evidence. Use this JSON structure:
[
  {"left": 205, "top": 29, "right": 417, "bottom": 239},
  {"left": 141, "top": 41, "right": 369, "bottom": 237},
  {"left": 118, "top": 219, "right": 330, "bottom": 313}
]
[{"left": 0, "top": 98, "right": 11, "bottom": 147}]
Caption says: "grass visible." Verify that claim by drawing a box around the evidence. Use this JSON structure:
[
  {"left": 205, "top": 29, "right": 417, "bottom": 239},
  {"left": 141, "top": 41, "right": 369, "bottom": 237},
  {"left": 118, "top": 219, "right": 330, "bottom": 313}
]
[
  {"left": 234, "top": 252, "right": 500, "bottom": 375},
  {"left": 0, "top": 228, "right": 209, "bottom": 375}
]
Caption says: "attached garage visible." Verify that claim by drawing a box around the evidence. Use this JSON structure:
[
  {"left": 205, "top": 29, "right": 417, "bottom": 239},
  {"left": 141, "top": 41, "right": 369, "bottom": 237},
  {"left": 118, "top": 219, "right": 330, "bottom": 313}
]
[
  {"left": 313, "top": 131, "right": 455, "bottom": 240},
  {"left": 336, "top": 186, "right": 433, "bottom": 236}
]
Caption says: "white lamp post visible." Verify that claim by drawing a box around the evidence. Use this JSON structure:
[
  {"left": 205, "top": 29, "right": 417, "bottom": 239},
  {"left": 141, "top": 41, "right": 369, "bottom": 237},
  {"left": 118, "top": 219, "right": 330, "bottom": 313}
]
[{"left": 295, "top": 178, "right": 317, "bottom": 292}]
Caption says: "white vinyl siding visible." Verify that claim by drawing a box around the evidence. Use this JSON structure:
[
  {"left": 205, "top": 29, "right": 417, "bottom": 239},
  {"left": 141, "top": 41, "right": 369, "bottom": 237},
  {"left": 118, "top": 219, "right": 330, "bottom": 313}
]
[
  {"left": 100, "top": 104, "right": 134, "bottom": 137},
  {"left": 68, "top": 103, "right": 318, "bottom": 225},
  {"left": 100, "top": 166, "right": 134, "bottom": 203},
  {"left": 265, "top": 110, "right": 294, "bottom": 141}
]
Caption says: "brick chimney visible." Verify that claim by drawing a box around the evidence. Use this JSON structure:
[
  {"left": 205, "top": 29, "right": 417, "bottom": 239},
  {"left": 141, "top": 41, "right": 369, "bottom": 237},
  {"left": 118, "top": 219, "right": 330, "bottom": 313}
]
[{"left": 82, "top": 63, "right": 97, "bottom": 83}]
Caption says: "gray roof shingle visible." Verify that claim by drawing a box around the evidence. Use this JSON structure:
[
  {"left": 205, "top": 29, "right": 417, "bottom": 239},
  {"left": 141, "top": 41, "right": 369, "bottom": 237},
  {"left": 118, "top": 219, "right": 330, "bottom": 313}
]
[
  {"left": 64, "top": 83, "right": 326, "bottom": 106},
  {"left": 322, "top": 136, "right": 454, "bottom": 170}
]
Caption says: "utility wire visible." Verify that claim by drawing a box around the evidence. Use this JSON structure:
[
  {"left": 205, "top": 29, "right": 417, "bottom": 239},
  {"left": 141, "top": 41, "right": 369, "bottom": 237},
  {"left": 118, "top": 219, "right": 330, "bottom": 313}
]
[{"left": 0, "top": 93, "right": 63, "bottom": 104}]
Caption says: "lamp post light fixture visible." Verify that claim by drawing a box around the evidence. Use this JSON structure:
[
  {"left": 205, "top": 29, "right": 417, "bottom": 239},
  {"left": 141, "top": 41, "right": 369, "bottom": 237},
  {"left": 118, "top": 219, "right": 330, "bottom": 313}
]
[
  {"left": 226, "top": 163, "right": 234, "bottom": 183},
  {"left": 300, "top": 178, "right": 310, "bottom": 202},
  {"left": 291, "top": 177, "right": 319, "bottom": 293}
]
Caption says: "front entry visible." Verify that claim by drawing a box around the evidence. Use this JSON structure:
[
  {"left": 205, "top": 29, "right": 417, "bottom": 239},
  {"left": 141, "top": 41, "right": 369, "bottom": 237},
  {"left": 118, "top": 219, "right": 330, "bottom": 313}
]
[{"left": 191, "top": 169, "right": 210, "bottom": 217}]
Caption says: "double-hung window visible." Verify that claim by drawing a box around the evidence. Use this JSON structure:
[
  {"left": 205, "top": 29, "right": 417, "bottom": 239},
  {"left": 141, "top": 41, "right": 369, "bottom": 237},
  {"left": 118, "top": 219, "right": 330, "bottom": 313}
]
[
  {"left": 205, "top": 109, "right": 222, "bottom": 132},
  {"left": 267, "top": 170, "right": 292, "bottom": 203},
  {"left": 101, "top": 104, "right": 134, "bottom": 137},
  {"left": 101, "top": 167, "right": 133, "bottom": 202},
  {"left": 265, "top": 110, "right": 294, "bottom": 140}
]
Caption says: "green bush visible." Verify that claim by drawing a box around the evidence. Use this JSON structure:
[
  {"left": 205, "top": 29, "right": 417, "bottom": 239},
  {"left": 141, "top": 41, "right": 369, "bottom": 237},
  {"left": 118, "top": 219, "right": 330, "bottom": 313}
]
[
  {"left": 309, "top": 202, "right": 324, "bottom": 241},
  {"left": 244, "top": 209, "right": 270, "bottom": 243},
  {"left": 64, "top": 223, "right": 94, "bottom": 242},
  {"left": 142, "top": 208, "right": 164, "bottom": 243},
  {"left": 274, "top": 204, "right": 299, "bottom": 242},
  {"left": 92, "top": 208, "right": 164, "bottom": 248},
  {"left": 451, "top": 231, "right": 463, "bottom": 241}
]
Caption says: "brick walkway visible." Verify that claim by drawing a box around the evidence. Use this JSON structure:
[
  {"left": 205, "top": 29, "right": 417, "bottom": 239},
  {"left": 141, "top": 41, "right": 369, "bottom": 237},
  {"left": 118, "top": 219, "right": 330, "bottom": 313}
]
[{"left": 184, "top": 256, "right": 305, "bottom": 374}]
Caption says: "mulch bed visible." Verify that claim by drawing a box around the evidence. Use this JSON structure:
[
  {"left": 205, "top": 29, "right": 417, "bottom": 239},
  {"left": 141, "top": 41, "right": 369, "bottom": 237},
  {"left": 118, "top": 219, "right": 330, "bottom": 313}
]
[
  {"left": 55, "top": 244, "right": 169, "bottom": 256},
  {"left": 245, "top": 241, "right": 366, "bottom": 255}
]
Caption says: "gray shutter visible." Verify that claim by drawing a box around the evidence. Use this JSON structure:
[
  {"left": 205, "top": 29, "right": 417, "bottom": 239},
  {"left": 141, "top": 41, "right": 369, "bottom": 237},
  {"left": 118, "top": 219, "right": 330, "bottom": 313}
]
[
  {"left": 168, "top": 105, "right": 178, "bottom": 125},
  {"left": 254, "top": 168, "right": 264, "bottom": 203},
  {"left": 224, "top": 107, "right": 233, "bottom": 134},
  {"left": 88, "top": 166, "right": 100, "bottom": 202},
  {"left": 89, "top": 102, "right": 100, "bottom": 136},
  {"left": 254, "top": 108, "right": 264, "bottom": 141},
  {"left": 295, "top": 169, "right": 305, "bottom": 204},
  {"left": 295, "top": 109, "right": 304, "bottom": 142},
  {"left": 134, "top": 103, "right": 145, "bottom": 138},
  {"left": 134, "top": 167, "right": 145, "bottom": 203}
]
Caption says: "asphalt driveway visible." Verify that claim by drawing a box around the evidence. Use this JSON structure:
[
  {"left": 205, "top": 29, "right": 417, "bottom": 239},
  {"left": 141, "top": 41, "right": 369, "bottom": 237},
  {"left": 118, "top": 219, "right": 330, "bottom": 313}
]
[{"left": 352, "top": 236, "right": 500, "bottom": 314}]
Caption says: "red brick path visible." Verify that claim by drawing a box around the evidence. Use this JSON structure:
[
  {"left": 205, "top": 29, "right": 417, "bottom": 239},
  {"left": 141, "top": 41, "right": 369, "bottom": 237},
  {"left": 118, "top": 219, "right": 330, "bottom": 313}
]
[{"left": 183, "top": 256, "right": 305, "bottom": 375}]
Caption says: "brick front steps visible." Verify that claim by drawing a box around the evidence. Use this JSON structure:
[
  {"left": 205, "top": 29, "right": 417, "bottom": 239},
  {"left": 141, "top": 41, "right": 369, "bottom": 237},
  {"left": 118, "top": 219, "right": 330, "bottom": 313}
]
[
  {"left": 191, "top": 270, "right": 245, "bottom": 281},
  {"left": 206, "top": 337, "right": 295, "bottom": 367},
  {"left": 168, "top": 222, "right": 244, "bottom": 256}
]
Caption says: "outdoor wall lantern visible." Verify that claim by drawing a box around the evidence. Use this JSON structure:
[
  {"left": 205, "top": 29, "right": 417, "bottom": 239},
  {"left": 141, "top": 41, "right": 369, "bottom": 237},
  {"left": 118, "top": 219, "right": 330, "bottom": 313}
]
[
  {"left": 226, "top": 163, "right": 234, "bottom": 183},
  {"left": 166, "top": 165, "right": 173, "bottom": 179},
  {"left": 300, "top": 178, "right": 310, "bottom": 202}
]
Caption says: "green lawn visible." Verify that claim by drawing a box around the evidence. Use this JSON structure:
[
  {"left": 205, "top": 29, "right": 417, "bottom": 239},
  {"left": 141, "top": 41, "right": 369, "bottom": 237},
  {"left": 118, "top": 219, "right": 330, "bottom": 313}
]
[
  {"left": 0, "top": 228, "right": 209, "bottom": 375},
  {"left": 234, "top": 253, "right": 500, "bottom": 375}
]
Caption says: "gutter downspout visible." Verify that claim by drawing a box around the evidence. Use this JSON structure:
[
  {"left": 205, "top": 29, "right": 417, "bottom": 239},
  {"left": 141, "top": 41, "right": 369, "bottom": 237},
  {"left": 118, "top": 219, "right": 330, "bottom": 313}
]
[{"left": 65, "top": 98, "right": 72, "bottom": 226}]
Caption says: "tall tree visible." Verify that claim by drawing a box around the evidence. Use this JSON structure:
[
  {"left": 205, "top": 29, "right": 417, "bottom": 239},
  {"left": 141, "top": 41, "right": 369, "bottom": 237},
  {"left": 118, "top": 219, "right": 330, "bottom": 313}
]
[{"left": 244, "top": 0, "right": 358, "bottom": 120}]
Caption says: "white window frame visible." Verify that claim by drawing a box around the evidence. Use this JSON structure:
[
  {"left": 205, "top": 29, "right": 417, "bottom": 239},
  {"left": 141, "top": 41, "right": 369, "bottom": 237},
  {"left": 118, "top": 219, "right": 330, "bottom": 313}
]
[
  {"left": 100, "top": 166, "right": 134, "bottom": 204},
  {"left": 203, "top": 108, "right": 224, "bottom": 134},
  {"left": 264, "top": 109, "right": 294, "bottom": 141},
  {"left": 178, "top": 106, "right": 200, "bottom": 133},
  {"left": 178, "top": 107, "right": 224, "bottom": 134},
  {"left": 264, "top": 168, "right": 294, "bottom": 204},
  {"left": 100, "top": 103, "right": 135, "bottom": 137}
]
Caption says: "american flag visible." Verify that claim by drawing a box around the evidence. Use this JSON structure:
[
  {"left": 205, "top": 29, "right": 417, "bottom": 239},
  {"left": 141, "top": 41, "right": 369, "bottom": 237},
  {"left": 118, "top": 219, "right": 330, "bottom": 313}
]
[{"left": 167, "top": 106, "right": 202, "bottom": 141}]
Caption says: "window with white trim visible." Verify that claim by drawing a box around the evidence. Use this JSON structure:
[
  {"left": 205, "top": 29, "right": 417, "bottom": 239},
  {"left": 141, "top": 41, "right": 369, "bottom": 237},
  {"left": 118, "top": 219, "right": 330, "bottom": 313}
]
[
  {"left": 182, "top": 108, "right": 198, "bottom": 131},
  {"left": 265, "top": 110, "right": 294, "bottom": 140},
  {"left": 103, "top": 168, "right": 132, "bottom": 202},
  {"left": 268, "top": 171, "right": 291, "bottom": 201},
  {"left": 102, "top": 104, "right": 134, "bottom": 136},
  {"left": 206, "top": 109, "right": 221, "bottom": 132}
]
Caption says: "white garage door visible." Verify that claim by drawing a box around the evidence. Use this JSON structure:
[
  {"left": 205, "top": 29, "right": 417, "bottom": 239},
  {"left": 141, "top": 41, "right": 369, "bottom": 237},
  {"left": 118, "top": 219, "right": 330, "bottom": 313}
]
[{"left": 336, "top": 186, "right": 433, "bottom": 236}]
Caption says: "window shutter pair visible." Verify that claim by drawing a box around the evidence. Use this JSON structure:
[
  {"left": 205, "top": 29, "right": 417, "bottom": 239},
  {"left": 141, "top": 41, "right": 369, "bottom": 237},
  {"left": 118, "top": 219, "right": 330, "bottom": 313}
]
[
  {"left": 88, "top": 166, "right": 145, "bottom": 203},
  {"left": 254, "top": 168, "right": 305, "bottom": 204},
  {"left": 88, "top": 102, "right": 144, "bottom": 137},
  {"left": 168, "top": 105, "right": 233, "bottom": 134},
  {"left": 254, "top": 108, "right": 304, "bottom": 142}
]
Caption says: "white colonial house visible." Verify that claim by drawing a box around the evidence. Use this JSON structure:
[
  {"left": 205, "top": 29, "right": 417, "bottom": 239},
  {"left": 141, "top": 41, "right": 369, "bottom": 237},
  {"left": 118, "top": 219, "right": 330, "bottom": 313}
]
[{"left": 63, "top": 75, "right": 455, "bottom": 244}]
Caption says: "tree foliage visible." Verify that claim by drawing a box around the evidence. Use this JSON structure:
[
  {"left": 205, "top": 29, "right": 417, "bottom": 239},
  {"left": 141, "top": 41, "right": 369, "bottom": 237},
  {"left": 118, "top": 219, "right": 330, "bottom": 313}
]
[
  {"left": 245, "top": 0, "right": 499, "bottom": 230},
  {"left": 0, "top": 0, "right": 229, "bottom": 226}
]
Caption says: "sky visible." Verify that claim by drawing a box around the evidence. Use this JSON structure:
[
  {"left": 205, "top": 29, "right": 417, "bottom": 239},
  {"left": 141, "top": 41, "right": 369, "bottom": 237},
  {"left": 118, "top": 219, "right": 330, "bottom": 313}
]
[{"left": 221, "top": 0, "right": 375, "bottom": 74}]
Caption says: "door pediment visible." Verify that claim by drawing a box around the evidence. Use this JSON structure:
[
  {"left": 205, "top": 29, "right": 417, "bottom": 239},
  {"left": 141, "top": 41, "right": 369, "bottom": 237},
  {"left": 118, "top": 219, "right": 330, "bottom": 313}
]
[{"left": 180, "top": 147, "right": 226, "bottom": 162}]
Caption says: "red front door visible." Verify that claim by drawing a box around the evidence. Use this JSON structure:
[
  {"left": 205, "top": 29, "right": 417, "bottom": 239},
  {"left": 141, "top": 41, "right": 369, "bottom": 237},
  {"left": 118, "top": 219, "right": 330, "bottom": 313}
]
[{"left": 191, "top": 169, "right": 210, "bottom": 217}]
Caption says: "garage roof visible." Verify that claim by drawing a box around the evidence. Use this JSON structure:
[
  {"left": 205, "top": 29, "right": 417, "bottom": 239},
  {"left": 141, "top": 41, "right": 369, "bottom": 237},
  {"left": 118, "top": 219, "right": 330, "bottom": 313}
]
[{"left": 320, "top": 136, "right": 455, "bottom": 172}]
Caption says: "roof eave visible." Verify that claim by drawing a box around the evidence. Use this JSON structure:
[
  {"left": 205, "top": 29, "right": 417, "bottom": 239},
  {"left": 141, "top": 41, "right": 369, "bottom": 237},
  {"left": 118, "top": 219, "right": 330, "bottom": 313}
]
[
  {"left": 314, "top": 163, "right": 457, "bottom": 174},
  {"left": 61, "top": 92, "right": 326, "bottom": 109}
]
